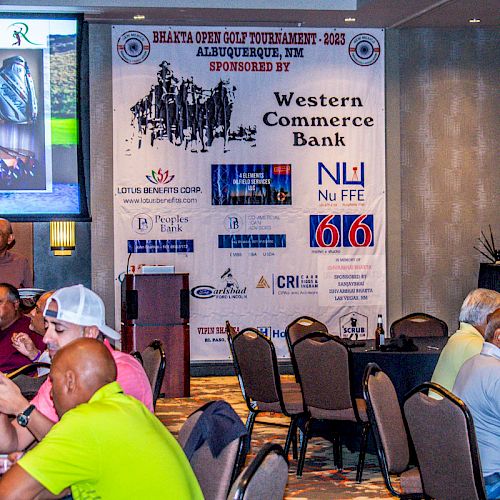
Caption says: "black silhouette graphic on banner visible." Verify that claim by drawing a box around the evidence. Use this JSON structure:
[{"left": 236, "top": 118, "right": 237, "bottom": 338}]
[{"left": 130, "top": 61, "right": 256, "bottom": 152}]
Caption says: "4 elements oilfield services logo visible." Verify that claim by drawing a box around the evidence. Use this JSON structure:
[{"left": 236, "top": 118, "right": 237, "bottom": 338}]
[{"left": 191, "top": 268, "right": 247, "bottom": 300}]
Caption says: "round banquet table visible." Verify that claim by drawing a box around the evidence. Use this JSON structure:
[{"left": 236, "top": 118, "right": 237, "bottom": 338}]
[{"left": 350, "top": 335, "right": 448, "bottom": 402}]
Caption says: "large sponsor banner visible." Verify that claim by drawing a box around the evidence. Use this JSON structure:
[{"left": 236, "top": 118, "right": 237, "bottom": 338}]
[{"left": 112, "top": 26, "right": 385, "bottom": 360}]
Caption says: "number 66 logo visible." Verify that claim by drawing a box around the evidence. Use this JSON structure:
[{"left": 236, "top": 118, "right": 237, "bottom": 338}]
[{"left": 310, "top": 214, "right": 374, "bottom": 248}]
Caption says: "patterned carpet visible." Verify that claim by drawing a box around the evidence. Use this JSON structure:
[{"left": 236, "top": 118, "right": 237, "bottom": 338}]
[{"left": 155, "top": 376, "right": 394, "bottom": 499}]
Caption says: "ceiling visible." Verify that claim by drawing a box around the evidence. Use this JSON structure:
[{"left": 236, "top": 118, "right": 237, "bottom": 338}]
[{"left": 2, "top": 0, "right": 500, "bottom": 28}]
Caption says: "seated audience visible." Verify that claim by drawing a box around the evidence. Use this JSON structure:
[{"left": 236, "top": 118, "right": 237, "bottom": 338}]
[
  {"left": 453, "top": 309, "right": 500, "bottom": 500},
  {"left": 0, "top": 338, "right": 203, "bottom": 499},
  {"left": 0, "top": 219, "right": 32, "bottom": 288},
  {"left": 0, "top": 283, "right": 45, "bottom": 373},
  {"left": 0, "top": 284, "right": 153, "bottom": 453},
  {"left": 431, "top": 288, "right": 500, "bottom": 392},
  {"left": 11, "top": 291, "right": 53, "bottom": 376}
]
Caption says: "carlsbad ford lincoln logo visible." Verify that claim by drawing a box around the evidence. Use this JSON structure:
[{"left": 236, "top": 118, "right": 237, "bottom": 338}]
[{"left": 191, "top": 268, "right": 247, "bottom": 300}]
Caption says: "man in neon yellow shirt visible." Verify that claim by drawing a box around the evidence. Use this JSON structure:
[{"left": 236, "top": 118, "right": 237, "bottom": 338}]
[
  {"left": 431, "top": 288, "right": 500, "bottom": 393},
  {"left": 0, "top": 338, "right": 202, "bottom": 499}
]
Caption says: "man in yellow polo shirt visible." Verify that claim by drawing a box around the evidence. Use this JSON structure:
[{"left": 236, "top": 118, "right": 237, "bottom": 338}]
[
  {"left": 0, "top": 338, "right": 202, "bottom": 499},
  {"left": 431, "top": 288, "right": 500, "bottom": 393}
]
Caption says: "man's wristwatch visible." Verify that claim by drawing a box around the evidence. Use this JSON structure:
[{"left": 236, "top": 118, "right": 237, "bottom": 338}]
[{"left": 16, "top": 405, "right": 36, "bottom": 428}]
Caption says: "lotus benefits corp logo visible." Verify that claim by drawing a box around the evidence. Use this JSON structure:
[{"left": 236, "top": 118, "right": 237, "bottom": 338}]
[
  {"left": 115, "top": 166, "right": 202, "bottom": 200},
  {"left": 191, "top": 268, "right": 247, "bottom": 300},
  {"left": 146, "top": 168, "right": 174, "bottom": 185}
]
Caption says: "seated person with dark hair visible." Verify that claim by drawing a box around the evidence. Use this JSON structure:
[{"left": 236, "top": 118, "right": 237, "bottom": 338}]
[
  {"left": 0, "top": 283, "right": 45, "bottom": 373},
  {"left": 11, "top": 291, "right": 54, "bottom": 376},
  {"left": 0, "top": 338, "right": 203, "bottom": 499}
]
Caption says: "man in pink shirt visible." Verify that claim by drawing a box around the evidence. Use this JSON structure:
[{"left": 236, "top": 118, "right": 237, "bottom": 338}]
[{"left": 0, "top": 284, "right": 153, "bottom": 453}]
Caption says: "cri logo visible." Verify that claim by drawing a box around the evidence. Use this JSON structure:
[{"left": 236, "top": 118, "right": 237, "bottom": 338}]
[{"left": 146, "top": 168, "right": 174, "bottom": 185}]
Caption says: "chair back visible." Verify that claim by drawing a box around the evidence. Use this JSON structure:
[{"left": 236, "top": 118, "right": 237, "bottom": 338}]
[
  {"left": 231, "top": 328, "right": 284, "bottom": 409},
  {"left": 363, "top": 363, "right": 410, "bottom": 474},
  {"left": 285, "top": 316, "right": 328, "bottom": 383},
  {"left": 140, "top": 340, "right": 166, "bottom": 408},
  {"left": 293, "top": 332, "right": 355, "bottom": 419},
  {"left": 390, "top": 313, "right": 448, "bottom": 338},
  {"left": 403, "top": 382, "right": 486, "bottom": 500},
  {"left": 178, "top": 403, "right": 245, "bottom": 500},
  {"left": 225, "top": 320, "right": 239, "bottom": 342},
  {"left": 285, "top": 316, "right": 328, "bottom": 349},
  {"left": 227, "top": 443, "right": 289, "bottom": 500}
]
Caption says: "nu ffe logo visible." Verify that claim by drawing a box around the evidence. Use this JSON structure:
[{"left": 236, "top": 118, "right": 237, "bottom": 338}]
[
  {"left": 317, "top": 161, "right": 365, "bottom": 204},
  {"left": 310, "top": 214, "right": 374, "bottom": 248}
]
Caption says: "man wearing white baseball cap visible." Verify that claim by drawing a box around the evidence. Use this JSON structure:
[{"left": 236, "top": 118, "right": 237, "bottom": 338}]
[{"left": 0, "top": 284, "right": 153, "bottom": 453}]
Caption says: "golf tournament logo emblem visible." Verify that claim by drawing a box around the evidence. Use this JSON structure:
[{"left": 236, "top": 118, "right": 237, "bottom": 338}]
[
  {"left": 117, "top": 31, "right": 150, "bottom": 64},
  {"left": 349, "top": 33, "right": 380, "bottom": 66}
]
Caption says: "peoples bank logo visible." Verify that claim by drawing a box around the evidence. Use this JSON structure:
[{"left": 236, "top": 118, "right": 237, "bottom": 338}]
[
  {"left": 146, "top": 168, "right": 175, "bottom": 185},
  {"left": 132, "top": 214, "right": 153, "bottom": 234},
  {"left": 10, "top": 23, "right": 41, "bottom": 46}
]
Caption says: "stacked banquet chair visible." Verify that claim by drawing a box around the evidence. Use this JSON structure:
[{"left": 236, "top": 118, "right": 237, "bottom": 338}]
[
  {"left": 178, "top": 400, "right": 249, "bottom": 500},
  {"left": 227, "top": 443, "right": 289, "bottom": 500},
  {"left": 362, "top": 363, "right": 424, "bottom": 499},
  {"left": 292, "top": 331, "right": 370, "bottom": 481},
  {"left": 390, "top": 313, "right": 448, "bottom": 338},
  {"left": 225, "top": 322, "right": 304, "bottom": 461},
  {"left": 403, "top": 382, "right": 486, "bottom": 500}
]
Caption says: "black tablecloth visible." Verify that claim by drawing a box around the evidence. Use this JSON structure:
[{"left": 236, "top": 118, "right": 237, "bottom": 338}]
[
  {"left": 350, "top": 336, "right": 448, "bottom": 402},
  {"left": 336, "top": 336, "right": 448, "bottom": 453}
]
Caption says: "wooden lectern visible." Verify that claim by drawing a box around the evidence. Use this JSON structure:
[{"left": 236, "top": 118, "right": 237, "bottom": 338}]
[{"left": 121, "top": 273, "right": 190, "bottom": 397}]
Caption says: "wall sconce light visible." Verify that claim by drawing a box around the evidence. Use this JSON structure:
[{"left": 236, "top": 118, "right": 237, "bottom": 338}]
[{"left": 50, "top": 221, "right": 76, "bottom": 256}]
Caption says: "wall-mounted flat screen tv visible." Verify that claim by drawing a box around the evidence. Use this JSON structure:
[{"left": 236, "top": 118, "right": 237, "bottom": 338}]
[{"left": 0, "top": 13, "right": 89, "bottom": 221}]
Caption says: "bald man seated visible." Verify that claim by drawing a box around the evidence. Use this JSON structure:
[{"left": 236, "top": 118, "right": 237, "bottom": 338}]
[
  {"left": 0, "top": 338, "right": 203, "bottom": 499},
  {"left": 0, "top": 284, "right": 153, "bottom": 454}
]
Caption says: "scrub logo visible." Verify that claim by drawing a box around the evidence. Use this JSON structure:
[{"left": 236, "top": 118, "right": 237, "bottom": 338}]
[
  {"left": 117, "top": 31, "right": 150, "bottom": 64},
  {"left": 146, "top": 168, "right": 174, "bottom": 185},
  {"left": 349, "top": 33, "right": 380, "bottom": 66},
  {"left": 339, "top": 312, "right": 368, "bottom": 339}
]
